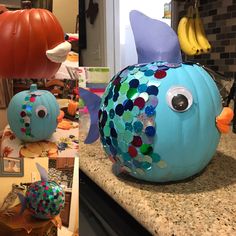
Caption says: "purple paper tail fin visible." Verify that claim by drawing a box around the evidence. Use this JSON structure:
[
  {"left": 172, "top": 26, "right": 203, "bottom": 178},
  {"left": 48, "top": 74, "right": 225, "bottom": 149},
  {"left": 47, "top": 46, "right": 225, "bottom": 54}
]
[
  {"left": 112, "top": 162, "right": 123, "bottom": 176},
  {"left": 17, "top": 193, "right": 27, "bottom": 215},
  {"left": 80, "top": 87, "right": 101, "bottom": 144},
  {"left": 36, "top": 163, "right": 48, "bottom": 182}
]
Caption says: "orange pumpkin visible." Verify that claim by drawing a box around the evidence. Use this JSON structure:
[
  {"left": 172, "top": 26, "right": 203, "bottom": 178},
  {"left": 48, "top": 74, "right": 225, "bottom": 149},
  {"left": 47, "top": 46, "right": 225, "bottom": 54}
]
[
  {"left": 0, "top": 8, "right": 64, "bottom": 78},
  {"left": 68, "top": 100, "right": 78, "bottom": 116}
]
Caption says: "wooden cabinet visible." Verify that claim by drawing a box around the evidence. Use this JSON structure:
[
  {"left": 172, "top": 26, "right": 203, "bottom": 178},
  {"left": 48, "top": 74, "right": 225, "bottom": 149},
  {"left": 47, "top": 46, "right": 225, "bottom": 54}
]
[
  {"left": 56, "top": 158, "right": 74, "bottom": 169},
  {"left": 67, "top": 158, "right": 75, "bottom": 168},
  {"left": 60, "top": 192, "right": 72, "bottom": 227}
]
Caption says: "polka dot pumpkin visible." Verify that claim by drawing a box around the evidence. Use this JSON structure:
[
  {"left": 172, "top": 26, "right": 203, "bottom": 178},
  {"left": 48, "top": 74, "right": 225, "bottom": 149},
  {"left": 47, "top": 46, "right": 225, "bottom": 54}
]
[{"left": 26, "top": 181, "right": 65, "bottom": 219}]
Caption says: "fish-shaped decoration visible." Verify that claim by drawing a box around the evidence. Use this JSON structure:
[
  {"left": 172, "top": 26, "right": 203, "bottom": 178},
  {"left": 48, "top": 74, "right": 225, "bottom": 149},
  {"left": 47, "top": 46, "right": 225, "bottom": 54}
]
[
  {"left": 18, "top": 163, "right": 65, "bottom": 226},
  {"left": 82, "top": 11, "right": 234, "bottom": 182},
  {"left": 7, "top": 84, "right": 64, "bottom": 142},
  {"left": 79, "top": 87, "right": 101, "bottom": 143}
]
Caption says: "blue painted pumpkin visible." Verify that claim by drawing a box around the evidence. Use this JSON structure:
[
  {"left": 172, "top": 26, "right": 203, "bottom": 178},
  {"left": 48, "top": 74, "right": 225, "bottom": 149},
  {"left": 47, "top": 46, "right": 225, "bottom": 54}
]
[
  {"left": 7, "top": 84, "right": 60, "bottom": 142},
  {"left": 81, "top": 11, "right": 233, "bottom": 182},
  {"left": 98, "top": 62, "right": 225, "bottom": 182}
]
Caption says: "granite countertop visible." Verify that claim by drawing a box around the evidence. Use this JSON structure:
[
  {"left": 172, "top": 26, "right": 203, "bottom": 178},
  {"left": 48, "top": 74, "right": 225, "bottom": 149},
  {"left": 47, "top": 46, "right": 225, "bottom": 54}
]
[{"left": 79, "top": 115, "right": 236, "bottom": 236}]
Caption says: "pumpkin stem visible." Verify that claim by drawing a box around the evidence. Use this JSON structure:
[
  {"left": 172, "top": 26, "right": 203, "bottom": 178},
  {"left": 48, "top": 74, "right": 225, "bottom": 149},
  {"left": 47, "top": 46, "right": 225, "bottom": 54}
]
[
  {"left": 0, "top": 5, "right": 8, "bottom": 14},
  {"left": 21, "top": 1, "right": 32, "bottom": 9},
  {"left": 30, "top": 84, "right": 37, "bottom": 92}
]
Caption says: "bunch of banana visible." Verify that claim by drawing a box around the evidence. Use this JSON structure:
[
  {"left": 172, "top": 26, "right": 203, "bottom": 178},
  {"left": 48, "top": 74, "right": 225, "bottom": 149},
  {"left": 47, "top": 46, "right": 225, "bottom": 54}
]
[{"left": 177, "top": 6, "right": 211, "bottom": 56}]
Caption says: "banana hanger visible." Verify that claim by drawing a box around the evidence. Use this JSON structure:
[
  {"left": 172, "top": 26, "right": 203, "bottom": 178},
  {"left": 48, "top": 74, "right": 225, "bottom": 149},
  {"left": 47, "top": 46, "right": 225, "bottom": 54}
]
[
  {"left": 193, "top": 1, "right": 211, "bottom": 54},
  {"left": 187, "top": 0, "right": 199, "bottom": 9},
  {"left": 177, "top": 0, "right": 211, "bottom": 56},
  {"left": 187, "top": 5, "right": 204, "bottom": 54}
]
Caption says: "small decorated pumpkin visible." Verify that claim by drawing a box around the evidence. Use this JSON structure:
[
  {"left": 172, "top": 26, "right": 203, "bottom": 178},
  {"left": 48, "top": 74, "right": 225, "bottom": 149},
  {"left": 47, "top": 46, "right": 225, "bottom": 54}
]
[
  {"left": 68, "top": 100, "right": 78, "bottom": 116},
  {"left": 0, "top": 5, "right": 66, "bottom": 78},
  {"left": 81, "top": 11, "right": 233, "bottom": 182},
  {"left": 18, "top": 163, "right": 65, "bottom": 220},
  {"left": 7, "top": 84, "right": 60, "bottom": 142},
  {"left": 26, "top": 180, "right": 65, "bottom": 219}
]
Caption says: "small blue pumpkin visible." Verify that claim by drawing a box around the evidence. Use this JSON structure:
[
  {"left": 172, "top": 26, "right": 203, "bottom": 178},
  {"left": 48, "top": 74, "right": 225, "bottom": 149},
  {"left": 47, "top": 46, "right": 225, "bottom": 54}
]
[{"left": 7, "top": 84, "right": 60, "bottom": 142}]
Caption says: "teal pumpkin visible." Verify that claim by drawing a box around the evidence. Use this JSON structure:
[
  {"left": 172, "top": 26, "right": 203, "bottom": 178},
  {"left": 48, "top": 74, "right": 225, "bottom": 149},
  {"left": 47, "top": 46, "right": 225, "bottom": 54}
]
[
  {"left": 7, "top": 84, "right": 60, "bottom": 142},
  {"left": 98, "top": 62, "right": 223, "bottom": 182}
]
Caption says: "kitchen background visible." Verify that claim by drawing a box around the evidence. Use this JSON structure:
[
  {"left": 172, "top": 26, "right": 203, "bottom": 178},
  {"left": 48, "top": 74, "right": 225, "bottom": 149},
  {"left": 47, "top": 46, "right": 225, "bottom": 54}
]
[
  {"left": 175, "top": 0, "right": 236, "bottom": 79},
  {"left": 49, "top": 159, "right": 74, "bottom": 189},
  {"left": 0, "top": 157, "right": 78, "bottom": 236},
  {"left": 0, "top": 158, "right": 47, "bottom": 205},
  {"left": 80, "top": 0, "right": 236, "bottom": 78}
]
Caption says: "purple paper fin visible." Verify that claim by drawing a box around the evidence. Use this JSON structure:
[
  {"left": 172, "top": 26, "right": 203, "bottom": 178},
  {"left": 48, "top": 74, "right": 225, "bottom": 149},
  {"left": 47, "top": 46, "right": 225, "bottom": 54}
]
[
  {"left": 129, "top": 10, "right": 182, "bottom": 64},
  {"left": 80, "top": 87, "right": 101, "bottom": 144},
  {"left": 112, "top": 162, "right": 123, "bottom": 176},
  {"left": 17, "top": 193, "right": 27, "bottom": 215},
  {"left": 36, "top": 163, "right": 48, "bottom": 182}
]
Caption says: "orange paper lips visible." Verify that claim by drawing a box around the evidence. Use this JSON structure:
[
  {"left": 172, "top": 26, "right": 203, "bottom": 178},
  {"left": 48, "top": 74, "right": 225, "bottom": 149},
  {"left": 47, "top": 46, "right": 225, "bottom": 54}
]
[{"left": 216, "top": 107, "right": 234, "bottom": 133}]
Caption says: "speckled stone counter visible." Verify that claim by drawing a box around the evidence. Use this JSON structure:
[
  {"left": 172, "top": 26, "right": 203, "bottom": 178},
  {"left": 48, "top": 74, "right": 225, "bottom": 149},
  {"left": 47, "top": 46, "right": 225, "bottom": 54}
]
[{"left": 79, "top": 115, "right": 236, "bottom": 236}]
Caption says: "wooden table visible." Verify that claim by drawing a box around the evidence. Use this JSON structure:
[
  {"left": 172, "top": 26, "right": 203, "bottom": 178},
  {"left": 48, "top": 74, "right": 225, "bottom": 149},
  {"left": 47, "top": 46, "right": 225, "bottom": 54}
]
[
  {"left": 0, "top": 121, "right": 78, "bottom": 158},
  {"left": 0, "top": 205, "right": 57, "bottom": 236}
]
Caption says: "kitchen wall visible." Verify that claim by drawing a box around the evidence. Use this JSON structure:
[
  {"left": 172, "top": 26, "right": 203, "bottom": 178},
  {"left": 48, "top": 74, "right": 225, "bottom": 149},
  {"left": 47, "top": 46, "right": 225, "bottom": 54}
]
[
  {"left": 176, "top": 0, "right": 236, "bottom": 79},
  {"left": 68, "top": 158, "right": 79, "bottom": 233},
  {"left": 118, "top": 0, "right": 171, "bottom": 70},
  {"left": 0, "top": 158, "right": 48, "bottom": 207},
  {"left": 80, "top": 0, "right": 105, "bottom": 67},
  {"left": 0, "top": 0, "right": 20, "bottom": 8},
  {"left": 81, "top": 0, "right": 170, "bottom": 73},
  {"left": 53, "top": 0, "right": 78, "bottom": 33},
  {"left": 48, "top": 159, "right": 74, "bottom": 187}
]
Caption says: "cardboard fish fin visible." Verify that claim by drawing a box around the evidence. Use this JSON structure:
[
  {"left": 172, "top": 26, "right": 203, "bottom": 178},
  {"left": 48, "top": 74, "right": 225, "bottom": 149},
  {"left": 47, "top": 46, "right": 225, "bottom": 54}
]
[
  {"left": 17, "top": 193, "right": 27, "bottom": 215},
  {"left": 112, "top": 162, "right": 124, "bottom": 176},
  {"left": 129, "top": 10, "right": 182, "bottom": 64},
  {"left": 79, "top": 87, "right": 101, "bottom": 144},
  {"left": 36, "top": 163, "right": 48, "bottom": 182}
]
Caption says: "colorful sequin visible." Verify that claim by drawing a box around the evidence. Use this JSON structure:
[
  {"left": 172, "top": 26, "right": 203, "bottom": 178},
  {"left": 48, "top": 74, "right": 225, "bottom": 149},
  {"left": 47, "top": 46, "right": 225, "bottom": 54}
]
[
  {"left": 99, "top": 61, "right": 170, "bottom": 174},
  {"left": 20, "top": 93, "right": 38, "bottom": 137},
  {"left": 26, "top": 181, "right": 65, "bottom": 219}
]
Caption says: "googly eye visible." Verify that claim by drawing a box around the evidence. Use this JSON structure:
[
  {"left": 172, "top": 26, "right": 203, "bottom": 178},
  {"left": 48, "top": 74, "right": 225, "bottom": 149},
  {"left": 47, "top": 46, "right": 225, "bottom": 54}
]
[
  {"left": 35, "top": 105, "right": 48, "bottom": 118},
  {"left": 166, "top": 86, "right": 193, "bottom": 112}
]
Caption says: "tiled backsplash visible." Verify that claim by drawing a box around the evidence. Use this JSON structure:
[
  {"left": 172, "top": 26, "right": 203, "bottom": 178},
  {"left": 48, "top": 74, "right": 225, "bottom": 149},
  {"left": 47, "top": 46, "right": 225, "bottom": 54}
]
[
  {"left": 177, "top": 0, "right": 236, "bottom": 79},
  {"left": 48, "top": 160, "right": 73, "bottom": 187}
]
